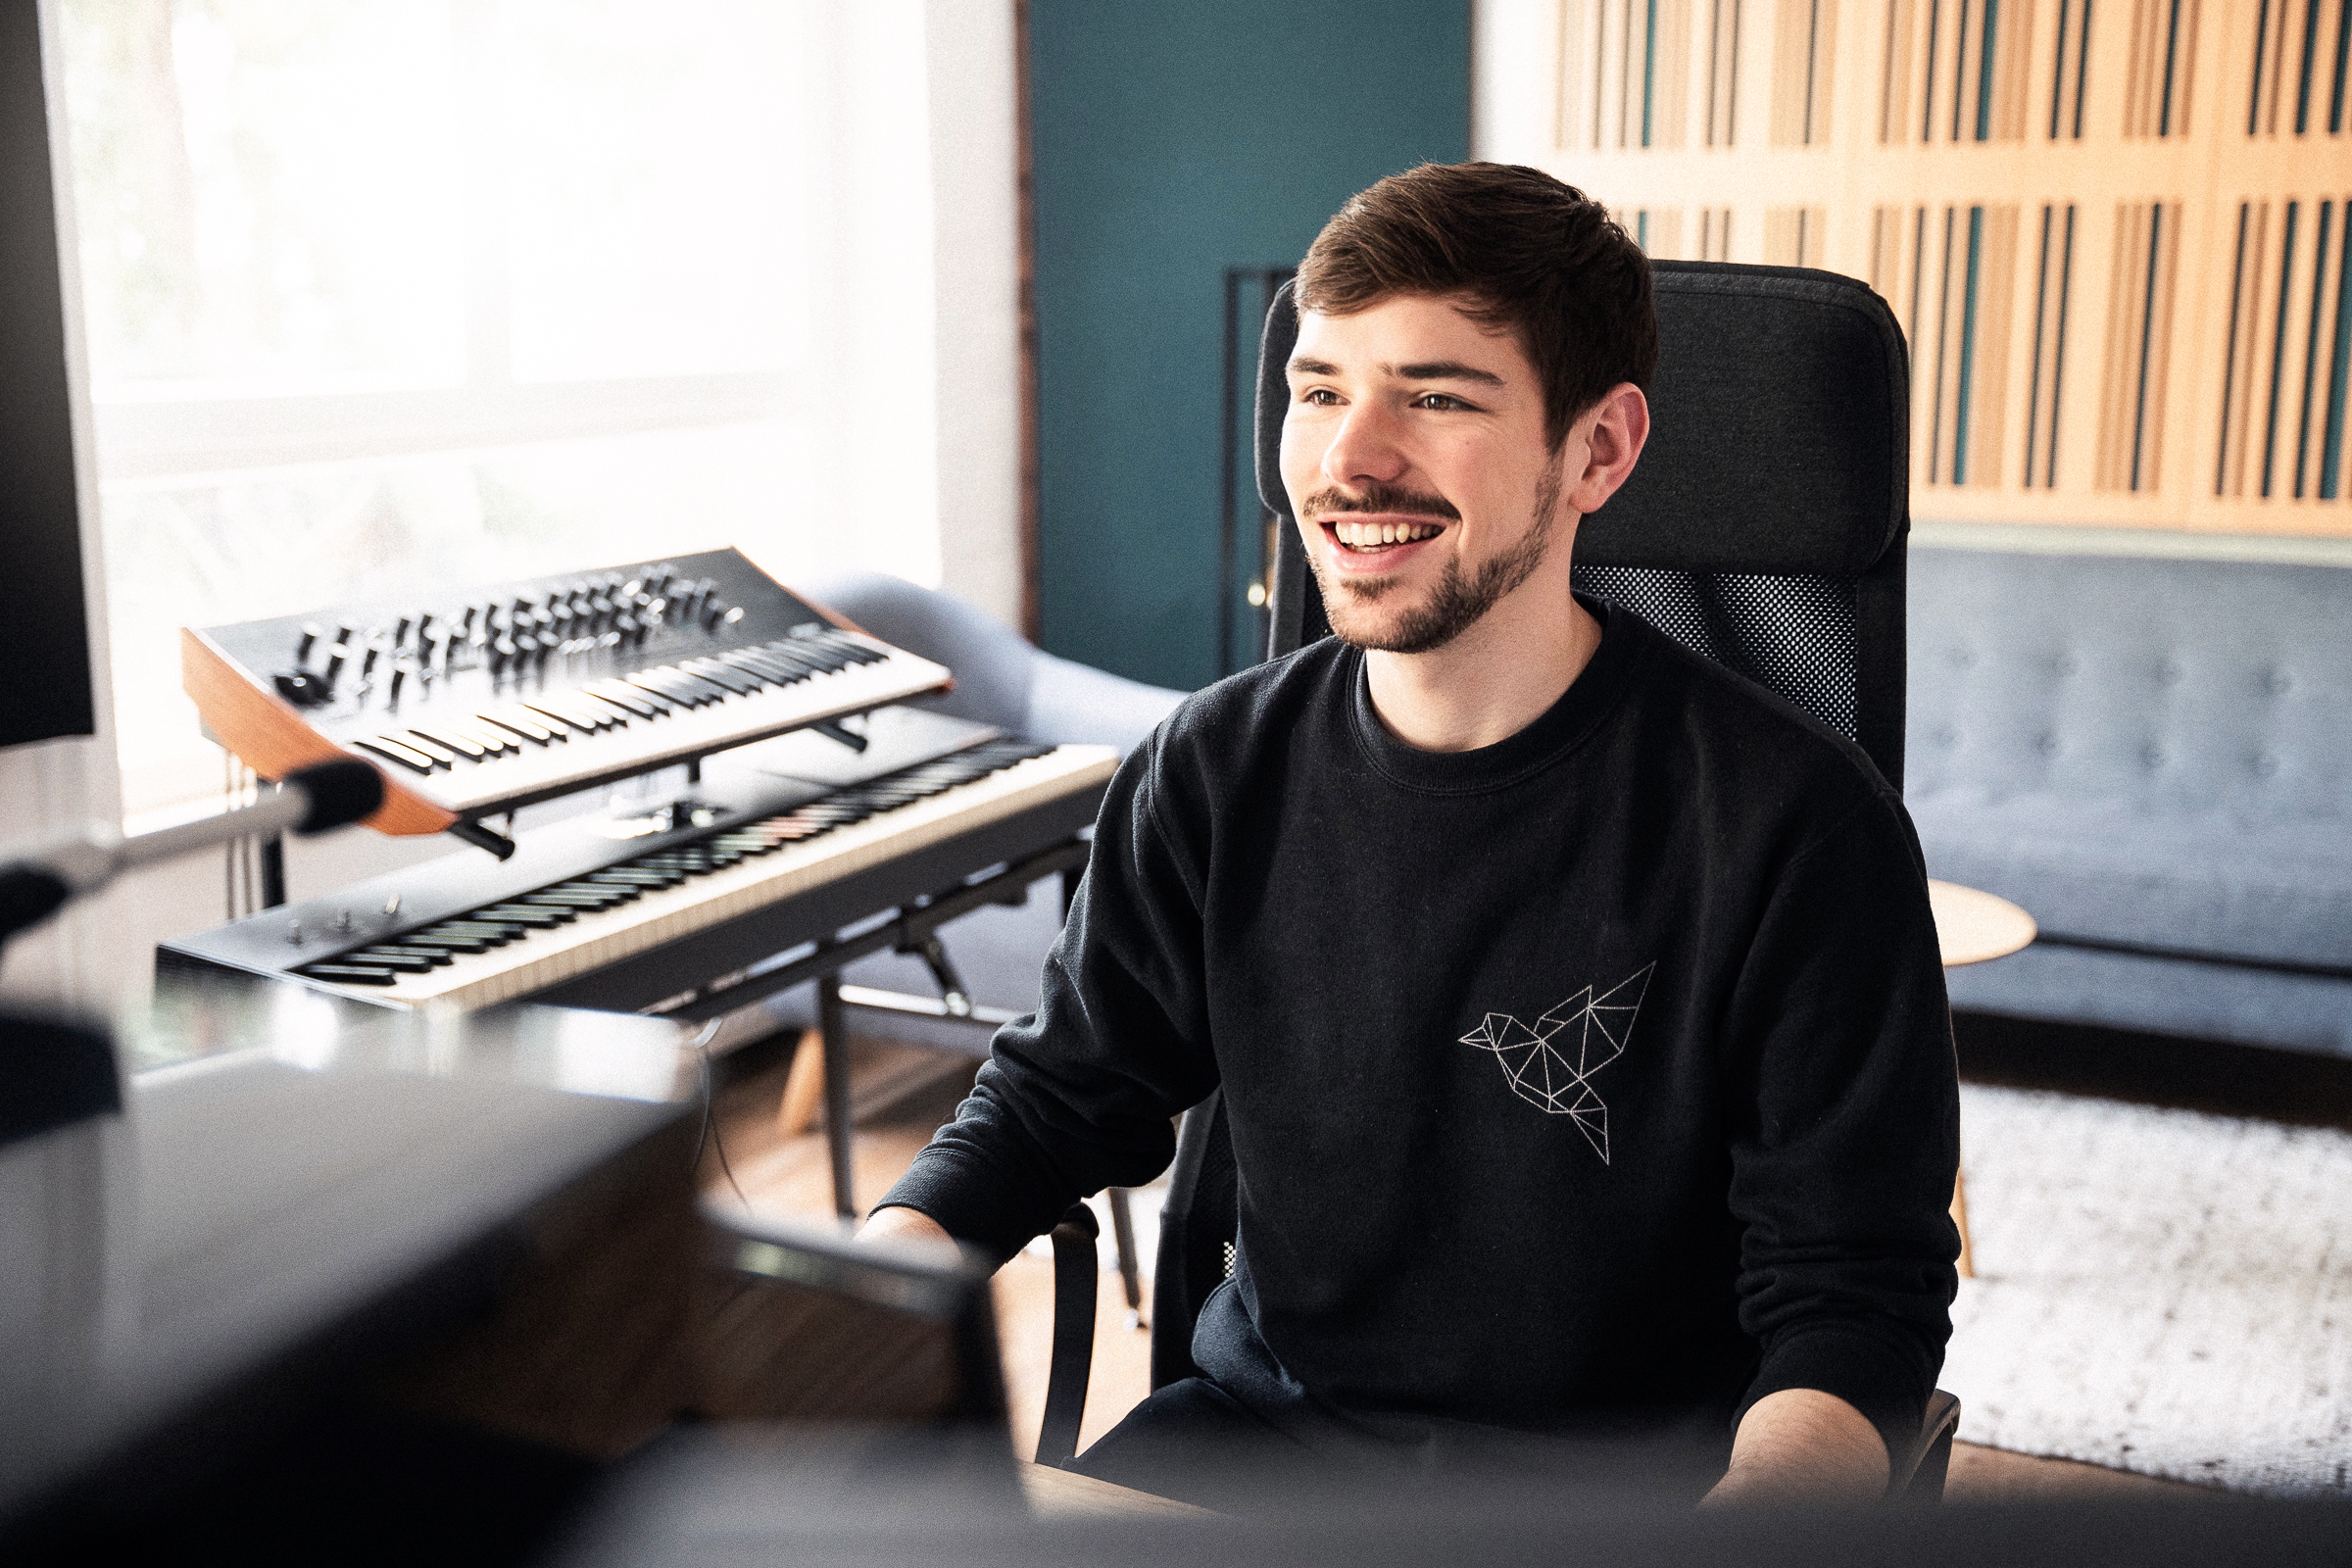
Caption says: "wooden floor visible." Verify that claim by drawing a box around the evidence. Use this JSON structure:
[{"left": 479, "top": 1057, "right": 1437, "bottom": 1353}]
[{"left": 700, "top": 1029, "right": 2214, "bottom": 1503}]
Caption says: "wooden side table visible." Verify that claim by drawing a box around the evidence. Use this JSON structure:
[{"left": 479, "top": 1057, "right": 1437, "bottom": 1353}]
[{"left": 1928, "top": 880, "right": 2036, "bottom": 1279}]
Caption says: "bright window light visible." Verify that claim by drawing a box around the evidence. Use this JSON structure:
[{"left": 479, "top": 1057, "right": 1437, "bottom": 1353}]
[{"left": 56, "top": 0, "right": 869, "bottom": 820}]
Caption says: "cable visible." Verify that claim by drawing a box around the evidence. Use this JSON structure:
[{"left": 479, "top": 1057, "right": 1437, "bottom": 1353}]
[{"left": 690, "top": 1018, "right": 750, "bottom": 1209}]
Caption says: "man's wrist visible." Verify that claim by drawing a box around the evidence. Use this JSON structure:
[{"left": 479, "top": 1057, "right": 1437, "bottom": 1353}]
[
  {"left": 855, "top": 1203, "right": 956, "bottom": 1250},
  {"left": 1701, "top": 1388, "right": 1889, "bottom": 1507}
]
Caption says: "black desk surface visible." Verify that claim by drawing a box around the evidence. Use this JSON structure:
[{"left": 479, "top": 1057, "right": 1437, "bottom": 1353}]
[{"left": 0, "top": 975, "right": 693, "bottom": 1531}]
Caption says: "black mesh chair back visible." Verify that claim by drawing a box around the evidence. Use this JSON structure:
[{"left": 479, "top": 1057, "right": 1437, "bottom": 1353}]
[
  {"left": 1260, "top": 260, "right": 1911, "bottom": 788},
  {"left": 1151, "top": 261, "right": 1917, "bottom": 1409}
]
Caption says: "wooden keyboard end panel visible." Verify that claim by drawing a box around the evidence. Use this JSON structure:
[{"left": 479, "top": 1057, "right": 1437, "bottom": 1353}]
[{"left": 181, "top": 626, "right": 457, "bottom": 837}]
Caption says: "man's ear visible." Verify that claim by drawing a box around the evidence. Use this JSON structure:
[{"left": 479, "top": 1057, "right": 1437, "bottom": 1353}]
[{"left": 1562, "top": 383, "right": 1649, "bottom": 515}]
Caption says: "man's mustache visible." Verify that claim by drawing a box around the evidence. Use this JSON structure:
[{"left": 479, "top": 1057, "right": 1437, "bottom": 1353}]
[{"left": 1300, "top": 483, "right": 1460, "bottom": 521}]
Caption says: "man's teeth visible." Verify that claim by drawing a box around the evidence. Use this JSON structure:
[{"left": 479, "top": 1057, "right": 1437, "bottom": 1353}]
[{"left": 1333, "top": 519, "right": 1444, "bottom": 548}]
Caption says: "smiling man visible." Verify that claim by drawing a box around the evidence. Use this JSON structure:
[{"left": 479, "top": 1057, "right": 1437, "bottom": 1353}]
[{"left": 862, "top": 163, "right": 1959, "bottom": 1509}]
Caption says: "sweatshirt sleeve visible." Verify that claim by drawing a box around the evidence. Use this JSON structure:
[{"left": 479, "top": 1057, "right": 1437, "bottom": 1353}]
[
  {"left": 1721, "top": 783, "right": 1961, "bottom": 1469},
  {"left": 874, "top": 732, "right": 1221, "bottom": 1258}
]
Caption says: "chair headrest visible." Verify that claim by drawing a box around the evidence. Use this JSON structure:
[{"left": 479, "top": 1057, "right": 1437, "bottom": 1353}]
[{"left": 1254, "top": 261, "right": 1909, "bottom": 579}]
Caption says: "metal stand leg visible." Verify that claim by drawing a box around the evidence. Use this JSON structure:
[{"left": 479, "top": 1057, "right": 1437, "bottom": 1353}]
[
  {"left": 818, "top": 973, "right": 856, "bottom": 1219},
  {"left": 260, "top": 833, "right": 286, "bottom": 909},
  {"left": 1106, "top": 1185, "right": 1144, "bottom": 1328}
]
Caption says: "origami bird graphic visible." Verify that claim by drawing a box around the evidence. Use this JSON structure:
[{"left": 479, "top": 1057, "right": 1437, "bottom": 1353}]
[{"left": 1458, "top": 962, "right": 1656, "bottom": 1163}]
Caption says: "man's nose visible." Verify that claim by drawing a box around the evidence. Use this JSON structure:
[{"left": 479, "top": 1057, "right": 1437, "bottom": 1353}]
[{"left": 1321, "top": 405, "right": 1409, "bottom": 487}]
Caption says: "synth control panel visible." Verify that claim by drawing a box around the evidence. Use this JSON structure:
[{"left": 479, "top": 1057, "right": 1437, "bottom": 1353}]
[{"left": 183, "top": 547, "right": 954, "bottom": 839}]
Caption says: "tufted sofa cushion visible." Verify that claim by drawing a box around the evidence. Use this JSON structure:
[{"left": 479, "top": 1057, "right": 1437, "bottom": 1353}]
[{"left": 1906, "top": 548, "right": 2352, "bottom": 973}]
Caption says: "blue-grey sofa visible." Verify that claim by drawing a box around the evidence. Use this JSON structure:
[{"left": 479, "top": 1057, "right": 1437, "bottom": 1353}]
[
  {"left": 1906, "top": 547, "right": 2352, "bottom": 1059},
  {"left": 758, "top": 573, "right": 1185, "bottom": 1053}
]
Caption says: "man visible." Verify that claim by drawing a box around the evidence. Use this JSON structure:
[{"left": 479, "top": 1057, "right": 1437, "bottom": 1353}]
[{"left": 861, "top": 162, "right": 1958, "bottom": 1507}]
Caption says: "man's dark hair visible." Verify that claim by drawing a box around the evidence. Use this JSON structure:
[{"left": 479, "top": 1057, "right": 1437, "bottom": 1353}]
[{"left": 1295, "top": 162, "right": 1657, "bottom": 451}]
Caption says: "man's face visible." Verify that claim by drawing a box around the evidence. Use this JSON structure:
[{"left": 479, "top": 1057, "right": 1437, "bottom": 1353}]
[{"left": 1280, "top": 293, "right": 1565, "bottom": 655}]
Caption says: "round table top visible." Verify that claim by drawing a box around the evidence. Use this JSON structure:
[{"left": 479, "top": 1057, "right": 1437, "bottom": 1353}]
[{"left": 1928, "top": 879, "right": 2036, "bottom": 967}]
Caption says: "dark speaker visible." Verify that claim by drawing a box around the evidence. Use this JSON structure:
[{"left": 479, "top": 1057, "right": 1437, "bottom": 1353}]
[{"left": 0, "top": 0, "right": 98, "bottom": 751}]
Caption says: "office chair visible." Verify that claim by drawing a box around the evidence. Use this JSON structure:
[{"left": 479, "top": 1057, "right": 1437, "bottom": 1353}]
[{"left": 1038, "top": 261, "right": 1962, "bottom": 1499}]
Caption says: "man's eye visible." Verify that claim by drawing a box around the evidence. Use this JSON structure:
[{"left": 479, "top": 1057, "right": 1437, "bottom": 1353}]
[
  {"left": 1299, "top": 388, "right": 1341, "bottom": 406},
  {"left": 1415, "top": 393, "right": 1467, "bottom": 411}
]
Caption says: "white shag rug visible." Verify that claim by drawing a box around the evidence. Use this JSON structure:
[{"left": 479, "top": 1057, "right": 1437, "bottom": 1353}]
[{"left": 1945, "top": 1084, "right": 2352, "bottom": 1494}]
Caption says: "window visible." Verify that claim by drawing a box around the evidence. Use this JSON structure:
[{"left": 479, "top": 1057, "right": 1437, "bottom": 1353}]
[{"left": 58, "top": 0, "right": 937, "bottom": 818}]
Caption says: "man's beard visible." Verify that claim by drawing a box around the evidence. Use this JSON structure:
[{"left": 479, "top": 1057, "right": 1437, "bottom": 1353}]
[{"left": 1306, "top": 462, "right": 1564, "bottom": 655}]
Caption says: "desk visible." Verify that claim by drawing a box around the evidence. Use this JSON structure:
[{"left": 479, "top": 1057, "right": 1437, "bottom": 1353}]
[
  {"left": 1927, "top": 880, "right": 2036, "bottom": 1279},
  {"left": 0, "top": 975, "right": 697, "bottom": 1548},
  {"left": 1017, "top": 1460, "right": 1215, "bottom": 1518}
]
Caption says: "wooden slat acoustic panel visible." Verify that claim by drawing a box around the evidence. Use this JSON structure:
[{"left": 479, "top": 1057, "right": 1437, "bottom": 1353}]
[
  {"left": 2248, "top": 0, "right": 2352, "bottom": 136},
  {"left": 2121, "top": 0, "right": 2200, "bottom": 137},
  {"left": 1527, "top": 0, "right": 2352, "bottom": 536},
  {"left": 2095, "top": 200, "right": 2182, "bottom": 492},
  {"left": 1771, "top": 0, "right": 1838, "bottom": 142},
  {"left": 2216, "top": 193, "right": 2352, "bottom": 499}
]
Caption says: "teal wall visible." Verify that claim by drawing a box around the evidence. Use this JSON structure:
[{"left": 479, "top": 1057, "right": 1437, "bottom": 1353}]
[{"left": 1027, "top": 1, "right": 1470, "bottom": 691}]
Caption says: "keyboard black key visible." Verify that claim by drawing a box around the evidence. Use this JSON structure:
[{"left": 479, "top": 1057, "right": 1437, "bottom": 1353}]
[
  {"left": 300, "top": 963, "right": 400, "bottom": 985},
  {"left": 340, "top": 950, "right": 440, "bottom": 974}
]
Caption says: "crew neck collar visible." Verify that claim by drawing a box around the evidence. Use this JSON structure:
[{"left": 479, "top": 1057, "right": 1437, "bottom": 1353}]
[{"left": 1344, "top": 593, "right": 1644, "bottom": 795}]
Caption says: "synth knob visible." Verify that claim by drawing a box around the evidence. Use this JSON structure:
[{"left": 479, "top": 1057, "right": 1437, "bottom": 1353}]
[
  {"left": 296, "top": 622, "right": 323, "bottom": 662},
  {"left": 461, "top": 605, "right": 479, "bottom": 636},
  {"left": 489, "top": 636, "right": 516, "bottom": 675},
  {"left": 416, "top": 611, "right": 435, "bottom": 640},
  {"left": 325, "top": 644, "right": 349, "bottom": 683},
  {"left": 394, "top": 615, "right": 414, "bottom": 647},
  {"left": 630, "top": 614, "right": 652, "bottom": 648},
  {"left": 646, "top": 566, "right": 673, "bottom": 596},
  {"left": 389, "top": 665, "right": 408, "bottom": 702},
  {"left": 702, "top": 600, "right": 732, "bottom": 633},
  {"left": 273, "top": 671, "right": 327, "bottom": 707},
  {"left": 362, "top": 642, "right": 381, "bottom": 676},
  {"left": 336, "top": 620, "right": 357, "bottom": 646}
]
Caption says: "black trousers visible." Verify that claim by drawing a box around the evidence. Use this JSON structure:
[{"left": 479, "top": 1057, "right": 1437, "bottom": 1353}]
[
  {"left": 1065, "top": 1376, "right": 1322, "bottom": 1511},
  {"left": 1067, "top": 1374, "right": 1727, "bottom": 1514}
]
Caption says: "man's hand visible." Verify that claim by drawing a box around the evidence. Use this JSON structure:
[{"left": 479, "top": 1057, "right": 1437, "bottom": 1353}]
[
  {"left": 855, "top": 1204, "right": 956, "bottom": 1250},
  {"left": 1700, "top": 1389, "right": 1889, "bottom": 1507}
]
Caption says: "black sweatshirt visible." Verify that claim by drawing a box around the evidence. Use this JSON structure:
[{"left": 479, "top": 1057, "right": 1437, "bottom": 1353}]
[{"left": 882, "top": 598, "right": 1960, "bottom": 1466}]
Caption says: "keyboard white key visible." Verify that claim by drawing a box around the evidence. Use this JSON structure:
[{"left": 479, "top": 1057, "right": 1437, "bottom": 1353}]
[
  {"left": 298, "top": 743, "right": 1115, "bottom": 1012},
  {"left": 351, "top": 639, "right": 952, "bottom": 816}
]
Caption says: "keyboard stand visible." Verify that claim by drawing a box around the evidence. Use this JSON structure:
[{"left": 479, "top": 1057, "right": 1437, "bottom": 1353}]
[
  {"left": 755, "top": 858, "right": 1145, "bottom": 1317},
  {"left": 651, "top": 835, "right": 1091, "bottom": 1220}
]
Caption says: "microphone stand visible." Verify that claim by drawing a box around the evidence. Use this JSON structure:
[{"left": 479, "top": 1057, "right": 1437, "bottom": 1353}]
[{"left": 0, "top": 760, "right": 387, "bottom": 1144}]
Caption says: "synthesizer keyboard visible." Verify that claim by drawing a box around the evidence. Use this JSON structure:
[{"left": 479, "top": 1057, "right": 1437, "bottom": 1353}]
[
  {"left": 159, "top": 711, "right": 1117, "bottom": 1016},
  {"left": 182, "top": 548, "right": 953, "bottom": 839}
]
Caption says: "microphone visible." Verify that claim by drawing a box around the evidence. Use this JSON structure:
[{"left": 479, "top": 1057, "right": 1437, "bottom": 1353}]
[{"left": 0, "top": 759, "right": 386, "bottom": 945}]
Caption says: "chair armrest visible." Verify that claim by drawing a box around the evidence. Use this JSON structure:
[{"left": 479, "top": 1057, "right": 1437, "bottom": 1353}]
[
  {"left": 1889, "top": 1389, "right": 1962, "bottom": 1503},
  {"left": 1035, "top": 1200, "right": 1102, "bottom": 1466}
]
